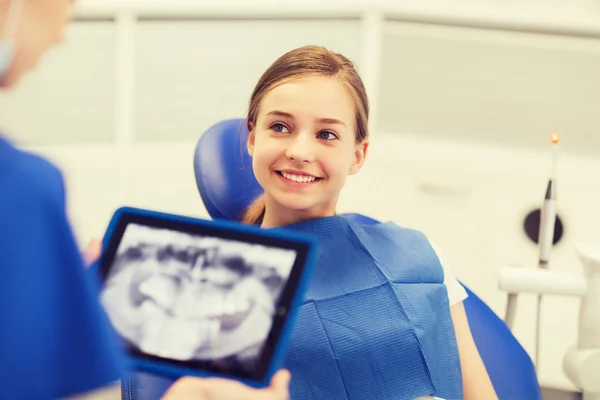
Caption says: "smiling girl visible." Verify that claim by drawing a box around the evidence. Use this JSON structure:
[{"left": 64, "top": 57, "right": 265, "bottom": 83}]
[{"left": 238, "top": 45, "right": 498, "bottom": 400}]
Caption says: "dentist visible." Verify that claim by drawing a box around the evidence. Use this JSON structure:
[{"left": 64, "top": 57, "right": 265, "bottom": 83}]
[{"left": 0, "top": 0, "right": 289, "bottom": 399}]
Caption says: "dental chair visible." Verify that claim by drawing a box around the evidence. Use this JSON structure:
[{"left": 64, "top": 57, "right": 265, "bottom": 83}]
[{"left": 189, "top": 118, "right": 542, "bottom": 400}]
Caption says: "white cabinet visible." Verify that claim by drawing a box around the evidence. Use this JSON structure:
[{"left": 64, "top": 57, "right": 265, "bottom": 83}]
[
  {"left": 377, "top": 21, "right": 600, "bottom": 157},
  {"left": 133, "top": 19, "right": 362, "bottom": 142}
]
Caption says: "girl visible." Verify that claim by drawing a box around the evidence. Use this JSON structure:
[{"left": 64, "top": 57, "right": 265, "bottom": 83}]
[{"left": 235, "top": 45, "right": 498, "bottom": 400}]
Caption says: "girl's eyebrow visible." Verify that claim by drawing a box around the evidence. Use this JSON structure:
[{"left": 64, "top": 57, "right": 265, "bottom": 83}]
[{"left": 266, "top": 110, "right": 347, "bottom": 127}]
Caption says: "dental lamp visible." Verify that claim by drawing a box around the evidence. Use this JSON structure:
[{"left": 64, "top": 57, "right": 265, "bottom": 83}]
[{"left": 498, "top": 134, "right": 600, "bottom": 400}]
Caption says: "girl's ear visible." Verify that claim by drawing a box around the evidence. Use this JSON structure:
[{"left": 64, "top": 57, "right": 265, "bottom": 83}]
[
  {"left": 247, "top": 122, "right": 255, "bottom": 156},
  {"left": 349, "top": 139, "right": 369, "bottom": 175}
]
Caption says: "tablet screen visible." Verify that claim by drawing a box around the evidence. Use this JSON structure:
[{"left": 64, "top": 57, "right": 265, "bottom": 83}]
[{"left": 98, "top": 213, "right": 309, "bottom": 381}]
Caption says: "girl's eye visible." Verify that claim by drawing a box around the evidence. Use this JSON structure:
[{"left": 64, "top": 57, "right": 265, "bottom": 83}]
[
  {"left": 271, "top": 123, "right": 290, "bottom": 133},
  {"left": 318, "top": 131, "right": 337, "bottom": 141}
]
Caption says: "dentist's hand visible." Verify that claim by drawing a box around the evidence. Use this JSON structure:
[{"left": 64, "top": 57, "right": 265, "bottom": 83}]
[
  {"left": 161, "top": 369, "right": 291, "bottom": 400},
  {"left": 83, "top": 238, "right": 103, "bottom": 267}
]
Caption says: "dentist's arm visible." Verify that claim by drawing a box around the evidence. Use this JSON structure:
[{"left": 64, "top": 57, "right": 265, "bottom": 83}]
[
  {"left": 162, "top": 369, "right": 291, "bottom": 400},
  {"left": 65, "top": 370, "right": 291, "bottom": 400}
]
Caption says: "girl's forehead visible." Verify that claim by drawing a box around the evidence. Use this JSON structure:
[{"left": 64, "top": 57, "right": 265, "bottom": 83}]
[{"left": 259, "top": 76, "right": 356, "bottom": 122}]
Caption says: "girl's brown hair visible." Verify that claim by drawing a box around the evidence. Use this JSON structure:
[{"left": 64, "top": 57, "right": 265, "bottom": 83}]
[{"left": 241, "top": 45, "right": 369, "bottom": 225}]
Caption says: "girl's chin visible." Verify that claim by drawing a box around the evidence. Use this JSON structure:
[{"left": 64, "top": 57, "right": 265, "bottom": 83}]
[{"left": 270, "top": 195, "right": 333, "bottom": 217}]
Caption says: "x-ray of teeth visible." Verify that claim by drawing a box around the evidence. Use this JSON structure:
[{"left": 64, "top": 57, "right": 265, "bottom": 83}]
[{"left": 100, "top": 223, "right": 297, "bottom": 376}]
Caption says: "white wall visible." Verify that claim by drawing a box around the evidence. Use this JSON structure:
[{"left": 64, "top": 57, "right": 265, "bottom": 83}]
[{"left": 2, "top": 0, "right": 600, "bottom": 393}]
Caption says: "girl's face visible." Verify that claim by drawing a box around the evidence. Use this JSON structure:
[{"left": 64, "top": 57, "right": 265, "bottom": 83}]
[
  {"left": 248, "top": 75, "right": 368, "bottom": 226},
  {"left": 1, "top": 0, "right": 73, "bottom": 87}
]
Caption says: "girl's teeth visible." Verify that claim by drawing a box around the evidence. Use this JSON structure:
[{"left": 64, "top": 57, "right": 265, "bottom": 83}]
[{"left": 282, "top": 172, "right": 316, "bottom": 183}]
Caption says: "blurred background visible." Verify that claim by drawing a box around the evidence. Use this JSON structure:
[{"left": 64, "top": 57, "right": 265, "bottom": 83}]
[{"left": 1, "top": 0, "right": 599, "bottom": 398}]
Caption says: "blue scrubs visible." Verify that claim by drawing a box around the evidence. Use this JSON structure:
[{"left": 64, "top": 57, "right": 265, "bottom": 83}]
[{"left": 0, "top": 137, "right": 124, "bottom": 399}]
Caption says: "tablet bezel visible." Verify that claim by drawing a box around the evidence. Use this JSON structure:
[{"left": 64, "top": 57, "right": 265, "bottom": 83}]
[{"left": 94, "top": 206, "right": 317, "bottom": 388}]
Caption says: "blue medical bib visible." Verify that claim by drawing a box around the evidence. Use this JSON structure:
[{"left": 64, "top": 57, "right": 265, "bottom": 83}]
[
  {"left": 278, "top": 216, "right": 463, "bottom": 400},
  {"left": 0, "top": 137, "right": 125, "bottom": 399}
]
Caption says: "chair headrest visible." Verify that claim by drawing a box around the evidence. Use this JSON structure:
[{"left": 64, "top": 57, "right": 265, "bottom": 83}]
[{"left": 193, "top": 118, "right": 264, "bottom": 221}]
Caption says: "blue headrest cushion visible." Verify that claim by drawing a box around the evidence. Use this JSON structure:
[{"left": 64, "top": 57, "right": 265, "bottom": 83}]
[{"left": 193, "top": 118, "right": 264, "bottom": 221}]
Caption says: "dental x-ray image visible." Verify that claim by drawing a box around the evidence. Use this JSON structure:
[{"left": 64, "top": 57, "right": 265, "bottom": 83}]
[{"left": 100, "top": 223, "right": 298, "bottom": 377}]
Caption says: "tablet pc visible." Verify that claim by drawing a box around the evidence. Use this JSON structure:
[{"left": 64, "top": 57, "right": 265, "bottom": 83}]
[{"left": 95, "top": 206, "right": 317, "bottom": 388}]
